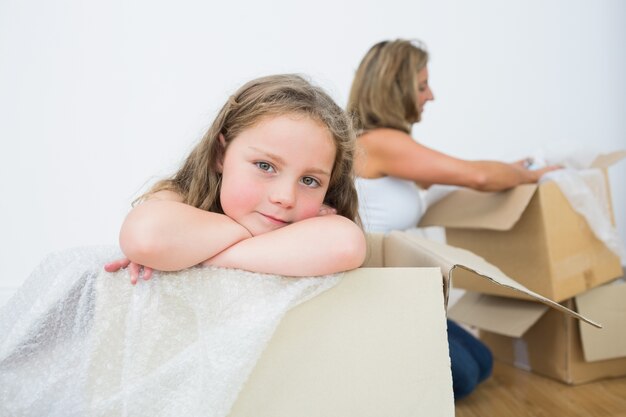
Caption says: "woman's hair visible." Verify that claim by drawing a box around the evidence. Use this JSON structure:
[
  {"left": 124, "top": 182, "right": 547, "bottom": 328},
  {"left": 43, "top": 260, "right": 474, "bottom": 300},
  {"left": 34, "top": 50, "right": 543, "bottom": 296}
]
[
  {"left": 347, "top": 39, "right": 429, "bottom": 134},
  {"left": 140, "top": 74, "right": 360, "bottom": 222}
]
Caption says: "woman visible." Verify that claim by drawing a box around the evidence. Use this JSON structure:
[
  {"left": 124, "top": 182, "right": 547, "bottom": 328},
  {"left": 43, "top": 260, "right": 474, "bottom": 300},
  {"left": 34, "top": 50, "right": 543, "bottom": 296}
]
[{"left": 347, "top": 39, "right": 560, "bottom": 399}]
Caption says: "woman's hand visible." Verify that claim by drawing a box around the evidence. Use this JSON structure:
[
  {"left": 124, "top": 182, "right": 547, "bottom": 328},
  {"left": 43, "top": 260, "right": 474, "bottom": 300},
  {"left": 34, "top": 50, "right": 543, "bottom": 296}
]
[
  {"left": 510, "top": 158, "right": 562, "bottom": 183},
  {"left": 104, "top": 258, "right": 154, "bottom": 285}
]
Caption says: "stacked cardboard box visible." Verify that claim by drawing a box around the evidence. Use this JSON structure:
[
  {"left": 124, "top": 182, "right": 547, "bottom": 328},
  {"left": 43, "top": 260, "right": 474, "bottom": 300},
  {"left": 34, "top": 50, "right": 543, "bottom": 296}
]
[{"left": 420, "top": 151, "right": 626, "bottom": 384}]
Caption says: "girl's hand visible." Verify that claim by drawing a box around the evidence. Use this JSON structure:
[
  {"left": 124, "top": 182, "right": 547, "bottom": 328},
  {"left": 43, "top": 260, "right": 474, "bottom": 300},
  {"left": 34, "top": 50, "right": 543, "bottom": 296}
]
[
  {"left": 318, "top": 204, "right": 337, "bottom": 216},
  {"left": 104, "top": 258, "right": 154, "bottom": 285}
]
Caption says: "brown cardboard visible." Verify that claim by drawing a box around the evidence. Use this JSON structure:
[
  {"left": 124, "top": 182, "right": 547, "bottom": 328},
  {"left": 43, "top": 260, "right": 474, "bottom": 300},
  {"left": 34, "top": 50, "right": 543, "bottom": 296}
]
[
  {"left": 230, "top": 267, "right": 454, "bottom": 417},
  {"left": 576, "top": 279, "right": 626, "bottom": 362},
  {"left": 445, "top": 291, "right": 548, "bottom": 338},
  {"left": 382, "top": 232, "right": 600, "bottom": 328},
  {"left": 419, "top": 151, "right": 625, "bottom": 302},
  {"left": 450, "top": 280, "right": 626, "bottom": 384}
]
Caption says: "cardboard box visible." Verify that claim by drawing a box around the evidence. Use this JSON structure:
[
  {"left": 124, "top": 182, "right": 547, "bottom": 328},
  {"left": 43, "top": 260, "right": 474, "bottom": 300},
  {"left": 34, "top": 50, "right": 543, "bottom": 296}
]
[
  {"left": 448, "top": 280, "right": 626, "bottom": 384},
  {"left": 88, "top": 232, "right": 597, "bottom": 416},
  {"left": 231, "top": 233, "right": 601, "bottom": 416},
  {"left": 419, "top": 151, "right": 626, "bottom": 302}
]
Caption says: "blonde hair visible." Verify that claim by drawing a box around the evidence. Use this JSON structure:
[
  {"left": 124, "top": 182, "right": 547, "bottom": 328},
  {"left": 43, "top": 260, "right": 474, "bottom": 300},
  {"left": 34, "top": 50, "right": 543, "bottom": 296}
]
[
  {"left": 347, "top": 39, "right": 429, "bottom": 134},
  {"left": 140, "top": 74, "right": 360, "bottom": 222}
]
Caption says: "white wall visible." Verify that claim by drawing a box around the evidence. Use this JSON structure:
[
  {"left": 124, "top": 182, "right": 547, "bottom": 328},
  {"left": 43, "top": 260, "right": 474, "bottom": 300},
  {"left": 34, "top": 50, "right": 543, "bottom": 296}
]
[{"left": 1, "top": 0, "right": 625, "bottom": 293}]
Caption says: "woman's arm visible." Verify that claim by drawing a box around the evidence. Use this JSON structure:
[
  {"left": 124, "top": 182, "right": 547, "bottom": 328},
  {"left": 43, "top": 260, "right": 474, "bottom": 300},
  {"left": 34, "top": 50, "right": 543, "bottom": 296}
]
[
  {"left": 203, "top": 215, "right": 366, "bottom": 276},
  {"left": 358, "top": 129, "right": 560, "bottom": 191},
  {"left": 119, "top": 191, "right": 251, "bottom": 271}
]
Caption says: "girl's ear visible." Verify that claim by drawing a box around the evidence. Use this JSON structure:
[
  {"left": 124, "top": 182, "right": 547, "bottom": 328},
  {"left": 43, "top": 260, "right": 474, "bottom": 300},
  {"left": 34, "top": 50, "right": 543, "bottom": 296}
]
[{"left": 216, "top": 133, "right": 227, "bottom": 172}]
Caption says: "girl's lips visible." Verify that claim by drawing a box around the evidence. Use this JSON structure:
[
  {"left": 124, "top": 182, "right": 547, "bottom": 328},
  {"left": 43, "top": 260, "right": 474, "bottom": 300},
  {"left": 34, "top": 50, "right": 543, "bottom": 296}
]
[{"left": 259, "top": 213, "right": 289, "bottom": 225}]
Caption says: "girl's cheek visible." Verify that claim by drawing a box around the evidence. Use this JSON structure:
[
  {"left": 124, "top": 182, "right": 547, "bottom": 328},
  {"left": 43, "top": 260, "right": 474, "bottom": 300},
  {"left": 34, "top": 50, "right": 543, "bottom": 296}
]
[{"left": 297, "top": 198, "right": 327, "bottom": 220}]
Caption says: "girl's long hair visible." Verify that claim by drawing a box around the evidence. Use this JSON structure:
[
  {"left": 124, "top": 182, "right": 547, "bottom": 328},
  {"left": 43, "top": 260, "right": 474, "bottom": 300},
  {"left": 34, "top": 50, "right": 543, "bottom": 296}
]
[{"left": 140, "top": 74, "right": 360, "bottom": 222}]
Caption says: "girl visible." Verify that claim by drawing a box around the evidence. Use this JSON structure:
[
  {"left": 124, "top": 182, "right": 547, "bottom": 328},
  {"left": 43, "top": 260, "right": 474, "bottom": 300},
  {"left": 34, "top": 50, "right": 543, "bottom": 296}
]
[
  {"left": 0, "top": 74, "right": 366, "bottom": 416},
  {"left": 347, "top": 39, "right": 559, "bottom": 400},
  {"left": 106, "top": 74, "right": 366, "bottom": 282}
]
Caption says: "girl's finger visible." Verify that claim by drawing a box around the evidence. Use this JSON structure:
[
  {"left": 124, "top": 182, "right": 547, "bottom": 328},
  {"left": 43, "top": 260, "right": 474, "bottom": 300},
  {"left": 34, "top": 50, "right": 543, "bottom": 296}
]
[
  {"left": 129, "top": 262, "right": 140, "bottom": 285},
  {"left": 142, "top": 266, "right": 154, "bottom": 281},
  {"left": 104, "top": 258, "right": 131, "bottom": 272}
]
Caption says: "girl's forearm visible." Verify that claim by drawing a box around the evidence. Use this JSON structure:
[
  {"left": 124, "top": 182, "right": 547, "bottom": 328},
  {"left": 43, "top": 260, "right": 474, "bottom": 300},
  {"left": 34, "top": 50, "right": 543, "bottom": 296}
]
[
  {"left": 119, "top": 200, "right": 251, "bottom": 271},
  {"left": 203, "top": 215, "right": 366, "bottom": 276}
]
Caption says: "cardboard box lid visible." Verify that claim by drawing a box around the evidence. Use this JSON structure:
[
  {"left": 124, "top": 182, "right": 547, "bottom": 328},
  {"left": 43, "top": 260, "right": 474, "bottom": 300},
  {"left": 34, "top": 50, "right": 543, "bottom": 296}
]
[
  {"left": 384, "top": 232, "right": 600, "bottom": 329},
  {"left": 576, "top": 279, "right": 626, "bottom": 362},
  {"left": 590, "top": 150, "right": 626, "bottom": 169},
  {"left": 418, "top": 150, "right": 626, "bottom": 231},
  {"left": 418, "top": 184, "right": 537, "bottom": 230}
]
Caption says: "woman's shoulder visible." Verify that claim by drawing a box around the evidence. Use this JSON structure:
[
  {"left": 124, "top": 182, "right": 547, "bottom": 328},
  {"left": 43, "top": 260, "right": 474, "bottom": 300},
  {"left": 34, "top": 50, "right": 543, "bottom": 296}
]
[{"left": 359, "top": 128, "right": 421, "bottom": 157}]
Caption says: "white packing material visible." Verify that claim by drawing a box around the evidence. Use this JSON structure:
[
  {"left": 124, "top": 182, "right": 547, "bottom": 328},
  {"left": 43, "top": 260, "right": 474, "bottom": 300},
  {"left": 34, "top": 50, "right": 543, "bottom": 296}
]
[{"left": 0, "top": 246, "right": 340, "bottom": 417}]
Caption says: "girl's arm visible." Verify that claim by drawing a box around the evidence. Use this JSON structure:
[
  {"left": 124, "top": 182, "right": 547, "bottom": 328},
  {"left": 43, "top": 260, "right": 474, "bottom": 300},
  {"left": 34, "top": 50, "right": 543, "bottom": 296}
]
[
  {"left": 203, "top": 215, "right": 366, "bottom": 276},
  {"left": 359, "top": 129, "right": 560, "bottom": 191},
  {"left": 119, "top": 191, "right": 251, "bottom": 272}
]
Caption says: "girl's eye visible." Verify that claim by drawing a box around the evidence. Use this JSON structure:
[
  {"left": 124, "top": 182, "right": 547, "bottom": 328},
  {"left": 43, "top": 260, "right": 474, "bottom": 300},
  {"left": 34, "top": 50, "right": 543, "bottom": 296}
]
[
  {"left": 301, "top": 176, "right": 320, "bottom": 188},
  {"left": 255, "top": 161, "right": 274, "bottom": 172}
]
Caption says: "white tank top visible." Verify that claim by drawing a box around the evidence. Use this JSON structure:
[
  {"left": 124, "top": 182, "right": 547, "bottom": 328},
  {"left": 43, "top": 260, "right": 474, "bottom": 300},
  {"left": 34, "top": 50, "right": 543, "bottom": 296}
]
[{"left": 355, "top": 176, "right": 426, "bottom": 233}]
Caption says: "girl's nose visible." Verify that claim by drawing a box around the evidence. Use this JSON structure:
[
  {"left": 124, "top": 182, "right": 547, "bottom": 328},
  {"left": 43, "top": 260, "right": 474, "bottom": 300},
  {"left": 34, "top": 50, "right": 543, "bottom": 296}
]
[{"left": 269, "top": 181, "right": 295, "bottom": 207}]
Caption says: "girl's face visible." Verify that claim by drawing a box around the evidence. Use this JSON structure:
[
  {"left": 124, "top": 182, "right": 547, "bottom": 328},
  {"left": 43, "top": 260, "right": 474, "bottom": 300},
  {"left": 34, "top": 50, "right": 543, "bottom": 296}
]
[
  {"left": 416, "top": 66, "right": 434, "bottom": 116},
  {"left": 219, "top": 114, "right": 336, "bottom": 236}
]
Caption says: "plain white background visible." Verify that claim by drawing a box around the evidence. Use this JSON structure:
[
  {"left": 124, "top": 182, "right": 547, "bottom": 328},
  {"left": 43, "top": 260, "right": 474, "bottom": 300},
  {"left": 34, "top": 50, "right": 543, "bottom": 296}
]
[{"left": 1, "top": 0, "right": 625, "bottom": 297}]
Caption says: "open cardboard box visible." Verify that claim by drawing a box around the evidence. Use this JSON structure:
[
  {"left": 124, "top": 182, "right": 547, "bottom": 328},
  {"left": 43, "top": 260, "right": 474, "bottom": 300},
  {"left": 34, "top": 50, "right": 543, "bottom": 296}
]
[
  {"left": 229, "top": 232, "right": 599, "bottom": 416},
  {"left": 419, "top": 151, "right": 626, "bottom": 302},
  {"left": 449, "top": 279, "right": 626, "bottom": 384},
  {"left": 87, "top": 232, "right": 598, "bottom": 416}
]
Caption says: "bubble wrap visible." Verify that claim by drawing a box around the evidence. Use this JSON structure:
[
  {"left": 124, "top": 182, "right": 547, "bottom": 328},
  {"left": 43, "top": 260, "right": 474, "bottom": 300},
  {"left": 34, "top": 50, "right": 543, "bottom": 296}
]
[{"left": 0, "top": 246, "right": 341, "bottom": 417}]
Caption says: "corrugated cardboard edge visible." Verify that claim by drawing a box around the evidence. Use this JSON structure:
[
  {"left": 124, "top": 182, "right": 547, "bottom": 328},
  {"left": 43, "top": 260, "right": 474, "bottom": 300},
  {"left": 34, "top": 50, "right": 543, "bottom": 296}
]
[
  {"left": 418, "top": 184, "right": 537, "bottom": 231},
  {"left": 387, "top": 231, "right": 601, "bottom": 329}
]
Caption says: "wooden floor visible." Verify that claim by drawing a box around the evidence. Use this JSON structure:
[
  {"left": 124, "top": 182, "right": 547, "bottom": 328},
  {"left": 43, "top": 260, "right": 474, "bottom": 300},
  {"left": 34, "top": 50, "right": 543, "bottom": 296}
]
[{"left": 455, "top": 361, "right": 626, "bottom": 417}]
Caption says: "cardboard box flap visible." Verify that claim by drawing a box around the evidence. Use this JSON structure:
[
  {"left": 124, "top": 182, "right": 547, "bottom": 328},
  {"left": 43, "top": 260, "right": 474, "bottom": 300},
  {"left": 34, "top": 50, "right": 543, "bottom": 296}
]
[
  {"left": 590, "top": 150, "right": 626, "bottom": 169},
  {"left": 386, "top": 232, "right": 601, "bottom": 328},
  {"left": 381, "top": 232, "right": 451, "bottom": 307},
  {"left": 448, "top": 292, "right": 549, "bottom": 338},
  {"left": 418, "top": 184, "right": 537, "bottom": 231},
  {"left": 576, "top": 280, "right": 626, "bottom": 362}
]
